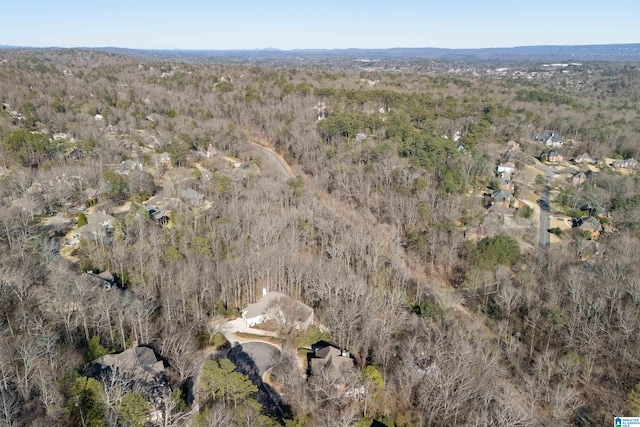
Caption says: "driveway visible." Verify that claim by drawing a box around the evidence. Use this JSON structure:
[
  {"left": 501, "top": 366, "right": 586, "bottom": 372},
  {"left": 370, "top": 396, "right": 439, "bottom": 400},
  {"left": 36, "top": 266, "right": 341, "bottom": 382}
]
[
  {"left": 219, "top": 318, "right": 277, "bottom": 346},
  {"left": 227, "top": 342, "right": 283, "bottom": 417},
  {"left": 228, "top": 342, "right": 281, "bottom": 377}
]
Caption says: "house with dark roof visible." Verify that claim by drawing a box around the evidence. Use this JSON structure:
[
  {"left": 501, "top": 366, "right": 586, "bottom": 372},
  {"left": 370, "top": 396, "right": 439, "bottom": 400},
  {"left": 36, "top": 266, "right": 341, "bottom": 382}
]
[
  {"left": 491, "top": 189, "right": 513, "bottom": 208},
  {"left": 574, "top": 216, "right": 603, "bottom": 240},
  {"left": 242, "top": 291, "right": 313, "bottom": 329},
  {"left": 85, "top": 270, "right": 116, "bottom": 290},
  {"left": 547, "top": 151, "right": 564, "bottom": 162},
  {"left": 308, "top": 342, "right": 363, "bottom": 399},
  {"left": 89, "top": 346, "right": 169, "bottom": 410},
  {"left": 534, "top": 131, "right": 563, "bottom": 147}
]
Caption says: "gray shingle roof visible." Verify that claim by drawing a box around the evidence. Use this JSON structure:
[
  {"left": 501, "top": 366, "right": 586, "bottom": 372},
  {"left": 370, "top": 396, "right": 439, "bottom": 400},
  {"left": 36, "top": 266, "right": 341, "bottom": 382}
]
[{"left": 243, "top": 292, "right": 312, "bottom": 322}]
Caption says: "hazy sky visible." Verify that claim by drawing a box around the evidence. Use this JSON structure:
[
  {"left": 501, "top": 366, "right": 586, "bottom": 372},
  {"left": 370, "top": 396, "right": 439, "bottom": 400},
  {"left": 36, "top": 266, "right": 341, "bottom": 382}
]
[{"left": 1, "top": 0, "right": 638, "bottom": 49}]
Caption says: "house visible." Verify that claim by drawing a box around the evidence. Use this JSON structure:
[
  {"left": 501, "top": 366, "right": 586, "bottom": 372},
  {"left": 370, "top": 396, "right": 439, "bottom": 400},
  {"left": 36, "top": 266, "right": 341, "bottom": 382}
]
[
  {"left": 181, "top": 188, "right": 204, "bottom": 205},
  {"left": 574, "top": 216, "right": 603, "bottom": 240},
  {"left": 70, "top": 211, "right": 114, "bottom": 245},
  {"left": 89, "top": 346, "right": 169, "bottom": 404},
  {"left": 574, "top": 152, "right": 595, "bottom": 164},
  {"left": 308, "top": 342, "right": 363, "bottom": 398},
  {"left": 241, "top": 290, "right": 313, "bottom": 329},
  {"left": 547, "top": 151, "right": 564, "bottom": 162},
  {"left": 88, "top": 211, "right": 115, "bottom": 227},
  {"left": 143, "top": 205, "right": 170, "bottom": 226},
  {"left": 491, "top": 189, "right": 513, "bottom": 208},
  {"left": 85, "top": 270, "right": 116, "bottom": 290},
  {"left": 612, "top": 158, "right": 639, "bottom": 169},
  {"left": 499, "top": 177, "right": 515, "bottom": 192},
  {"left": 496, "top": 162, "right": 515, "bottom": 175},
  {"left": 572, "top": 171, "right": 587, "bottom": 185},
  {"left": 534, "top": 131, "right": 563, "bottom": 147}
]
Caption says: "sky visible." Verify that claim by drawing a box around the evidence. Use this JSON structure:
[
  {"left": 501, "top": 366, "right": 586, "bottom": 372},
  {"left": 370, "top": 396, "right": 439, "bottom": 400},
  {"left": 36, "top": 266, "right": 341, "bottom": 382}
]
[{"left": 1, "top": 0, "right": 638, "bottom": 50}]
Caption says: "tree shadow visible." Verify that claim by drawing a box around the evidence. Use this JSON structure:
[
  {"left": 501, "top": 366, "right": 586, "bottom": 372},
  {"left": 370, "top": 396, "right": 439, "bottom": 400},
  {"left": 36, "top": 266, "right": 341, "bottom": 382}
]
[{"left": 227, "top": 344, "right": 284, "bottom": 420}]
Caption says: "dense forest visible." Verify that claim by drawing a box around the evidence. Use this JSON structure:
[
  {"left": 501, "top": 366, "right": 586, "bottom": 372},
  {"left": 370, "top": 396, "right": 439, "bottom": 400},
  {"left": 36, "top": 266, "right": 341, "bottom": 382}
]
[{"left": 1, "top": 48, "right": 640, "bottom": 426}]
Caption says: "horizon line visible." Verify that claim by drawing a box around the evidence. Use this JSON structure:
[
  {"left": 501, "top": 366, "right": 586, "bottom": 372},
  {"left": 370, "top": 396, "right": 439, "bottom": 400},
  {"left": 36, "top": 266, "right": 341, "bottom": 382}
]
[{"left": 1, "top": 42, "right": 640, "bottom": 52}]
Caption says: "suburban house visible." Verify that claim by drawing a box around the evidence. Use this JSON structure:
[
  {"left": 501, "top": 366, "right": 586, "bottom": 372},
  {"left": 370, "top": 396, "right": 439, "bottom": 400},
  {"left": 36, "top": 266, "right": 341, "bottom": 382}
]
[
  {"left": 534, "top": 131, "right": 563, "bottom": 147},
  {"left": 547, "top": 151, "right": 564, "bottom": 162},
  {"left": 308, "top": 342, "right": 363, "bottom": 398},
  {"left": 574, "top": 152, "right": 596, "bottom": 164},
  {"left": 499, "top": 177, "right": 515, "bottom": 192},
  {"left": 85, "top": 270, "right": 116, "bottom": 290},
  {"left": 572, "top": 171, "right": 587, "bottom": 185},
  {"left": 496, "top": 162, "right": 516, "bottom": 176},
  {"left": 241, "top": 291, "right": 313, "bottom": 329},
  {"left": 70, "top": 211, "right": 115, "bottom": 245},
  {"left": 89, "top": 346, "right": 169, "bottom": 420},
  {"left": 574, "top": 216, "right": 603, "bottom": 240},
  {"left": 612, "top": 158, "right": 639, "bottom": 169},
  {"left": 181, "top": 188, "right": 204, "bottom": 205},
  {"left": 490, "top": 189, "right": 513, "bottom": 208},
  {"left": 143, "top": 205, "right": 171, "bottom": 226}
]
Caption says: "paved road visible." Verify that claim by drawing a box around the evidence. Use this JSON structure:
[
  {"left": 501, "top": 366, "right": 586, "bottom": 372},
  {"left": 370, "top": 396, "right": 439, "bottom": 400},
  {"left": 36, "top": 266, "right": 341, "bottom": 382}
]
[
  {"left": 531, "top": 160, "right": 557, "bottom": 250},
  {"left": 248, "top": 139, "right": 293, "bottom": 178},
  {"left": 539, "top": 181, "right": 550, "bottom": 249}
]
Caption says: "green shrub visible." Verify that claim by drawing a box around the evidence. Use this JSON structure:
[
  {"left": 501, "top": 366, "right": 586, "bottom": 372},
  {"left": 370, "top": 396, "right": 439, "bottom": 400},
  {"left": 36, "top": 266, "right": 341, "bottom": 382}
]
[
  {"left": 469, "top": 234, "right": 521, "bottom": 270},
  {"left": 77, "top": 211, "right": 88, "bottom": 227}
]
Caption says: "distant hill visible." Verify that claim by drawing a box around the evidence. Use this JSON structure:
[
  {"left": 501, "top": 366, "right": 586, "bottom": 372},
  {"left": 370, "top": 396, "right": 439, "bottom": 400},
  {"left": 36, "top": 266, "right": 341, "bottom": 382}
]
[
  {"left": 2, "top": 43, "right": 640, "bottom": 62},
  {"left": 94, "top": 43, "right": 640, "bottom": 62}
]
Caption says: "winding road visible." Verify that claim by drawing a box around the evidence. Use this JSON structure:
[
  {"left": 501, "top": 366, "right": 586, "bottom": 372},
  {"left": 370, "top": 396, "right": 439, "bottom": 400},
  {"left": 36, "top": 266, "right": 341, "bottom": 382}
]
[{"left": 249, "top": 138, "right": 293, "bottom": 178}]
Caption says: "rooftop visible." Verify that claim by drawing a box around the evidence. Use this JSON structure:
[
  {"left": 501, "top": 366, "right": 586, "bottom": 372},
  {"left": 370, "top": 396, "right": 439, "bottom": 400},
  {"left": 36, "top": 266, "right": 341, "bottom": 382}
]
[{"left": 243, "top": 291, "right": 313, "bottom": 322}]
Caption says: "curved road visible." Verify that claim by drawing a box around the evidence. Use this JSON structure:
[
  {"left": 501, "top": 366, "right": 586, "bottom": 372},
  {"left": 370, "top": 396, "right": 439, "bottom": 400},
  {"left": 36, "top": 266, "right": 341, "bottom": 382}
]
[{"left": 249, "top": 139, "right": 293, "bottom": 178}]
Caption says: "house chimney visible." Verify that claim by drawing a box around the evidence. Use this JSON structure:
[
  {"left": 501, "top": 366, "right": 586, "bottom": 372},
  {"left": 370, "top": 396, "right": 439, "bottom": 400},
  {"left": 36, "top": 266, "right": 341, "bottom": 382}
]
[{"left": 263, "top": 288, "right": 267, "bottom": 297}]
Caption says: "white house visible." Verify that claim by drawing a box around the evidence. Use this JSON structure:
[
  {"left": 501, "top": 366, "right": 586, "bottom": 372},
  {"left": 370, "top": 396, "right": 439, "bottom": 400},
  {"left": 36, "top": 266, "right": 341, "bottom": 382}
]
[
  {"left": 496, "top": 162, "right": 516, "bottom": 175},
  {"left": 241, "top": 290, "right": 313, "bottom": 329}
]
